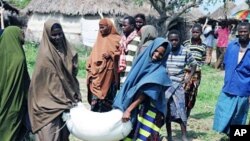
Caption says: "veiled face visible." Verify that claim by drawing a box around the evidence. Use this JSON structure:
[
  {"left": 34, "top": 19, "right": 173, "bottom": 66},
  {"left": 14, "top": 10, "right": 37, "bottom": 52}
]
[
  {"left": 50, "top": 26, "right": 64, "bottom": 46},
  {"left": 99, "top": 24, "right": 110, "bottom": 36}
]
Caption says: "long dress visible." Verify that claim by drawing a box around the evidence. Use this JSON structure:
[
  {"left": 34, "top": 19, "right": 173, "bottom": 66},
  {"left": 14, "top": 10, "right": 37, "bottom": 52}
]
[
  {"left": 0, "top": 26, "right": 30, "bottom": 141},
  {"left": 86, "top": 18, "right": 121, "bottom": 112},
  {"left": 28, "top": 19, "right": 81, "bottom": 141}
]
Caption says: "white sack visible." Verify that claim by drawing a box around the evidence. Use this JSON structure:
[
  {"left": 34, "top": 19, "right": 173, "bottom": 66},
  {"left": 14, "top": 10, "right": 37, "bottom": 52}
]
[{"left": 62, "top": 102, "right": 132, "bottom": 141}]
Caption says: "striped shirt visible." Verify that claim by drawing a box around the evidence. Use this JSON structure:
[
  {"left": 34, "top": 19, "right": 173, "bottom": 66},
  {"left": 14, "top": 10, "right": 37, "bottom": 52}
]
[
  {"left": 166, "top": 46, "right": 197, "bottom": 83},
  {"left": 183, "top": 39, "right": 206, "bottom": 68},
  {"left": 120, "top": 35, "right": 140, "bottom": 86}
]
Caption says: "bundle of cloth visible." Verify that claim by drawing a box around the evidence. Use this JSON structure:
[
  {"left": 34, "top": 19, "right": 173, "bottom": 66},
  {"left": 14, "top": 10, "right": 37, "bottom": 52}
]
[{"left": 62, "top": 102, "right": 132, "bottom": 141}]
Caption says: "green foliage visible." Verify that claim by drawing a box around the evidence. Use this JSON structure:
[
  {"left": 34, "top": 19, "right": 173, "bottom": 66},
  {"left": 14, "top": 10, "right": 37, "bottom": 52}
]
[
  {"left": 23, "top": 41, "right": 39, "bottom": 75},
  {"left": 23, "top": 41, "right": 91, "bottom": 78},
  {"left": 8, "top": 0, "right": 31, "bottom": 9},
  {"left": 73, "top": 44, "right": 92, "bottom": 77}
]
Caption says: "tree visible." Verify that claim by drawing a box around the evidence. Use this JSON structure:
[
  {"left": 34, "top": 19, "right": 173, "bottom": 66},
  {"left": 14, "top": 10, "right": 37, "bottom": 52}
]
[
  {"left": 133, "top": 0, "right": 203, "bottom": 30},
  {"left": 133, "top": 0, "right": 235, "bottom": 35}
]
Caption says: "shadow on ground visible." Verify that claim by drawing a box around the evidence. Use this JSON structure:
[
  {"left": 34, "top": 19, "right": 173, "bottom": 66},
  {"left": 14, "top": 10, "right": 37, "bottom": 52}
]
[{"left": 190, "top": 111, "right": 214, "bottom": 119}]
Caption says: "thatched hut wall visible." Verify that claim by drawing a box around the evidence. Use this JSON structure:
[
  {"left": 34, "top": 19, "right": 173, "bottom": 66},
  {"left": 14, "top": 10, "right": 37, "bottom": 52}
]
[{"left": 24, "top": 0, "right": 158, "bottom": 46}]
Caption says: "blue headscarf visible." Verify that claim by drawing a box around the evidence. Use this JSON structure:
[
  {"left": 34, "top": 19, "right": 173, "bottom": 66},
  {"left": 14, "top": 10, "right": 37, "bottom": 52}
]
[{"left": 113, "top": 37, "right": 172, "bottom": 121}]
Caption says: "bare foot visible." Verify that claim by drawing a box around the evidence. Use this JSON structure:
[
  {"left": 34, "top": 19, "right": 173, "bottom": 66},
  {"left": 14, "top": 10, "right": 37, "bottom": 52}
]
[{"left": 182, "top": 135, "right": 188, "bottom": 141}]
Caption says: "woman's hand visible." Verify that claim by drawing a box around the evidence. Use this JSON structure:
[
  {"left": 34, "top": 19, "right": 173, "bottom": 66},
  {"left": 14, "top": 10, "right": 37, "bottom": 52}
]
[
  {"left": 102, "top": 53, "right": 111, "bottom": 59},
  {"left": 122, "top": 110, "right": 131, "bottom": 122}
]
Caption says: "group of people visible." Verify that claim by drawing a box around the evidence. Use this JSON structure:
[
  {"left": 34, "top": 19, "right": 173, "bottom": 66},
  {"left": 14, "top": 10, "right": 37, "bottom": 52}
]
[
  {"left": 86, "top": 14, "right": 208, "bottom": 141},
  {"left": 0, "top": 12, "right": 250, "bottom": 141},
  {"left": 202, "top": 19, "right": 231, "bottom": 70},
  {"left": 1, "top": 20, "right": 81, "bottom": 141}
]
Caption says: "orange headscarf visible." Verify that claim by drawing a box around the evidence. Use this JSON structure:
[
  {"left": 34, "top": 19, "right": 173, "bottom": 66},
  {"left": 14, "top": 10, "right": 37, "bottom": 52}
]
[{"left": 87, "top": 18, "right": 121, "bottom": 102}]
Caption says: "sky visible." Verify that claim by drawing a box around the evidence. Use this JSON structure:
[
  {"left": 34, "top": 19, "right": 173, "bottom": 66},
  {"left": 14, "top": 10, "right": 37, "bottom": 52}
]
[{"left": 199, "top": 0, "right": 246, "bottom": 14}]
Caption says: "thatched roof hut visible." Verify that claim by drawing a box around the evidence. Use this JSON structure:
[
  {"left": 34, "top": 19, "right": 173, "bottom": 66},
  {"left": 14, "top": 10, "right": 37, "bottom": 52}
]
[
  {"left": 182, "top": 7, "right": 204, "bottom": 23},
  {"left": 24, "top": 0, "right": 158, "bottom": 46},
  {"left": 25, "top": 0, "right": 157, "bottom": 16}
]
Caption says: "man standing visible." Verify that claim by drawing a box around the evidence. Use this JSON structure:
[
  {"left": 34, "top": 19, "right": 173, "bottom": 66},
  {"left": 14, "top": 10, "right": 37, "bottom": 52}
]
[
  {"left": 119, "top": 16, "right": 140, "bottom": 87},
  {"left": 214, "top": 20, "right": 230, "bottom": 70},
  {"left": 213, "top": 22, "right": 250, "bottom": 135}
]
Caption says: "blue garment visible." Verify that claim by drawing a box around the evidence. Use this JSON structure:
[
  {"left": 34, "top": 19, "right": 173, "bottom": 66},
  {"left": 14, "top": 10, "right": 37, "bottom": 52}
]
[
  {"left": 113, "top": 38, "right": 172, "bottom": 123},
  {"left": 213, "top": 92, "right": 249, "bottom": 134},
  {"left": 204, "top": 34, "right": 215, "bottom": 47},
  {"left": 222, "top": 39, "right": 250, "bottom": 96},
  {"left": 165, "top": 82, "right": 187, "bottom": 125}
]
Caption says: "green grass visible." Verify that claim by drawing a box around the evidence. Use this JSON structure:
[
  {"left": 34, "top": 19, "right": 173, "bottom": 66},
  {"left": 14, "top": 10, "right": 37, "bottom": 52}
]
[
  {"left": 159, "top": 65, "right": 227, "bottom": 141},
  {"left": 186, "top": 65, "right": 226, "bottom": 141},
  {"left": 24, "top": 44, "right": 248, "bottom": 141},
  {"left": 24, "top": 41, "right": 91, "bottom": 77},
  {"left": 23, "top": 42, "right": 39, "bottom": 75}
]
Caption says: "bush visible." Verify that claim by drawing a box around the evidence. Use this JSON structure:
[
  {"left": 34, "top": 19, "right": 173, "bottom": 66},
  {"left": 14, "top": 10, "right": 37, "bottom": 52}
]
[{"left": 23, "top": 41, "right": 39, "bottom": 75}]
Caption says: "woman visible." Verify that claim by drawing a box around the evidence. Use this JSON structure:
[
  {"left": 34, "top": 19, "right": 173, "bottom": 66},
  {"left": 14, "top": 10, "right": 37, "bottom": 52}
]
[
  {"left": 113, "top": 38, "right": 172, "bottom": 140},
  {"left": 138, "top": 25, "right": 158, "bottom": 54},
  {"left": 87, "top": 18, "right": 121, "bottom": 112},
  {"left": 0, "top": 26, "right": 30, "bottom": 141},
  {"left": 134, "top": 13, "right": 146, "bottom": 33},
  {"left": 28, "top": 19, "right": 81, "bottom": 141}
]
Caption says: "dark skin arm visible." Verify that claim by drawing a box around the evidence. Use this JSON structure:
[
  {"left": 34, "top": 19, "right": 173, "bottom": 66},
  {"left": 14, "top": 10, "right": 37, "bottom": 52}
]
[
  {"left": 122, "top": 93, "right": 146, "bottom": 122},
  {"left": 183, "top": 64, "right": 197, "bottom": 84}
]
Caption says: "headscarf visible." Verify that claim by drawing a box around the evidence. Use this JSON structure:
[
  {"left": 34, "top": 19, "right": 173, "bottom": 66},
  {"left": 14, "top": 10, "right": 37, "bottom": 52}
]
[
  {"left": 86, "top": 18, "right": 121, "bottom": 102},
  {"left": 28, "top": 19, "right": 81, "bottom": 132},
  {"left": 139, "top": 25, "right": 158, "bottom": 48},
  {"left": 113, "top": 37, "right": 172, "bottom": 123},
  {"left": 0, "top": 26, "right": 30, "bottom": 140}
]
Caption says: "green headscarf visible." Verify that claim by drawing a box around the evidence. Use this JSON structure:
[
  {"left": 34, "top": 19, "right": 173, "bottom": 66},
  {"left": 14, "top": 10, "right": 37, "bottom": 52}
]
[{"left": 0, "top": 26, "right": 30, "bottom": 141}]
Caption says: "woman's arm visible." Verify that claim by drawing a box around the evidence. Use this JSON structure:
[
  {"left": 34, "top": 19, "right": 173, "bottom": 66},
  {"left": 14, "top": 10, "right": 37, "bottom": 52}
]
[{"left": 122, "top": 93, "right": 145, "bottom": 122}]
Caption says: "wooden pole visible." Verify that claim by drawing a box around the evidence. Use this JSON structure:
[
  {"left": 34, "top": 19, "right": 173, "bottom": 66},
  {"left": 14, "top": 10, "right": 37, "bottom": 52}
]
[{"left": 0, "top": 7, "right": 4, "bottom": 29}]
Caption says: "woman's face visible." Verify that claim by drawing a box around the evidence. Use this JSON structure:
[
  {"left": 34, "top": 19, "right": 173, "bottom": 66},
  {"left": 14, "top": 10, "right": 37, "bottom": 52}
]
[
  {"left": 135, "top": 17, "right": 145, "bottom": 31},
  {"left": 50, "top": 27, "right": 64, "bottom": 46},
  {"left": 152, "top": 46, "right": 165, "bottom": 62},
  {"left": 99, "top": 24, "right": 110, "bottom": 36}
]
